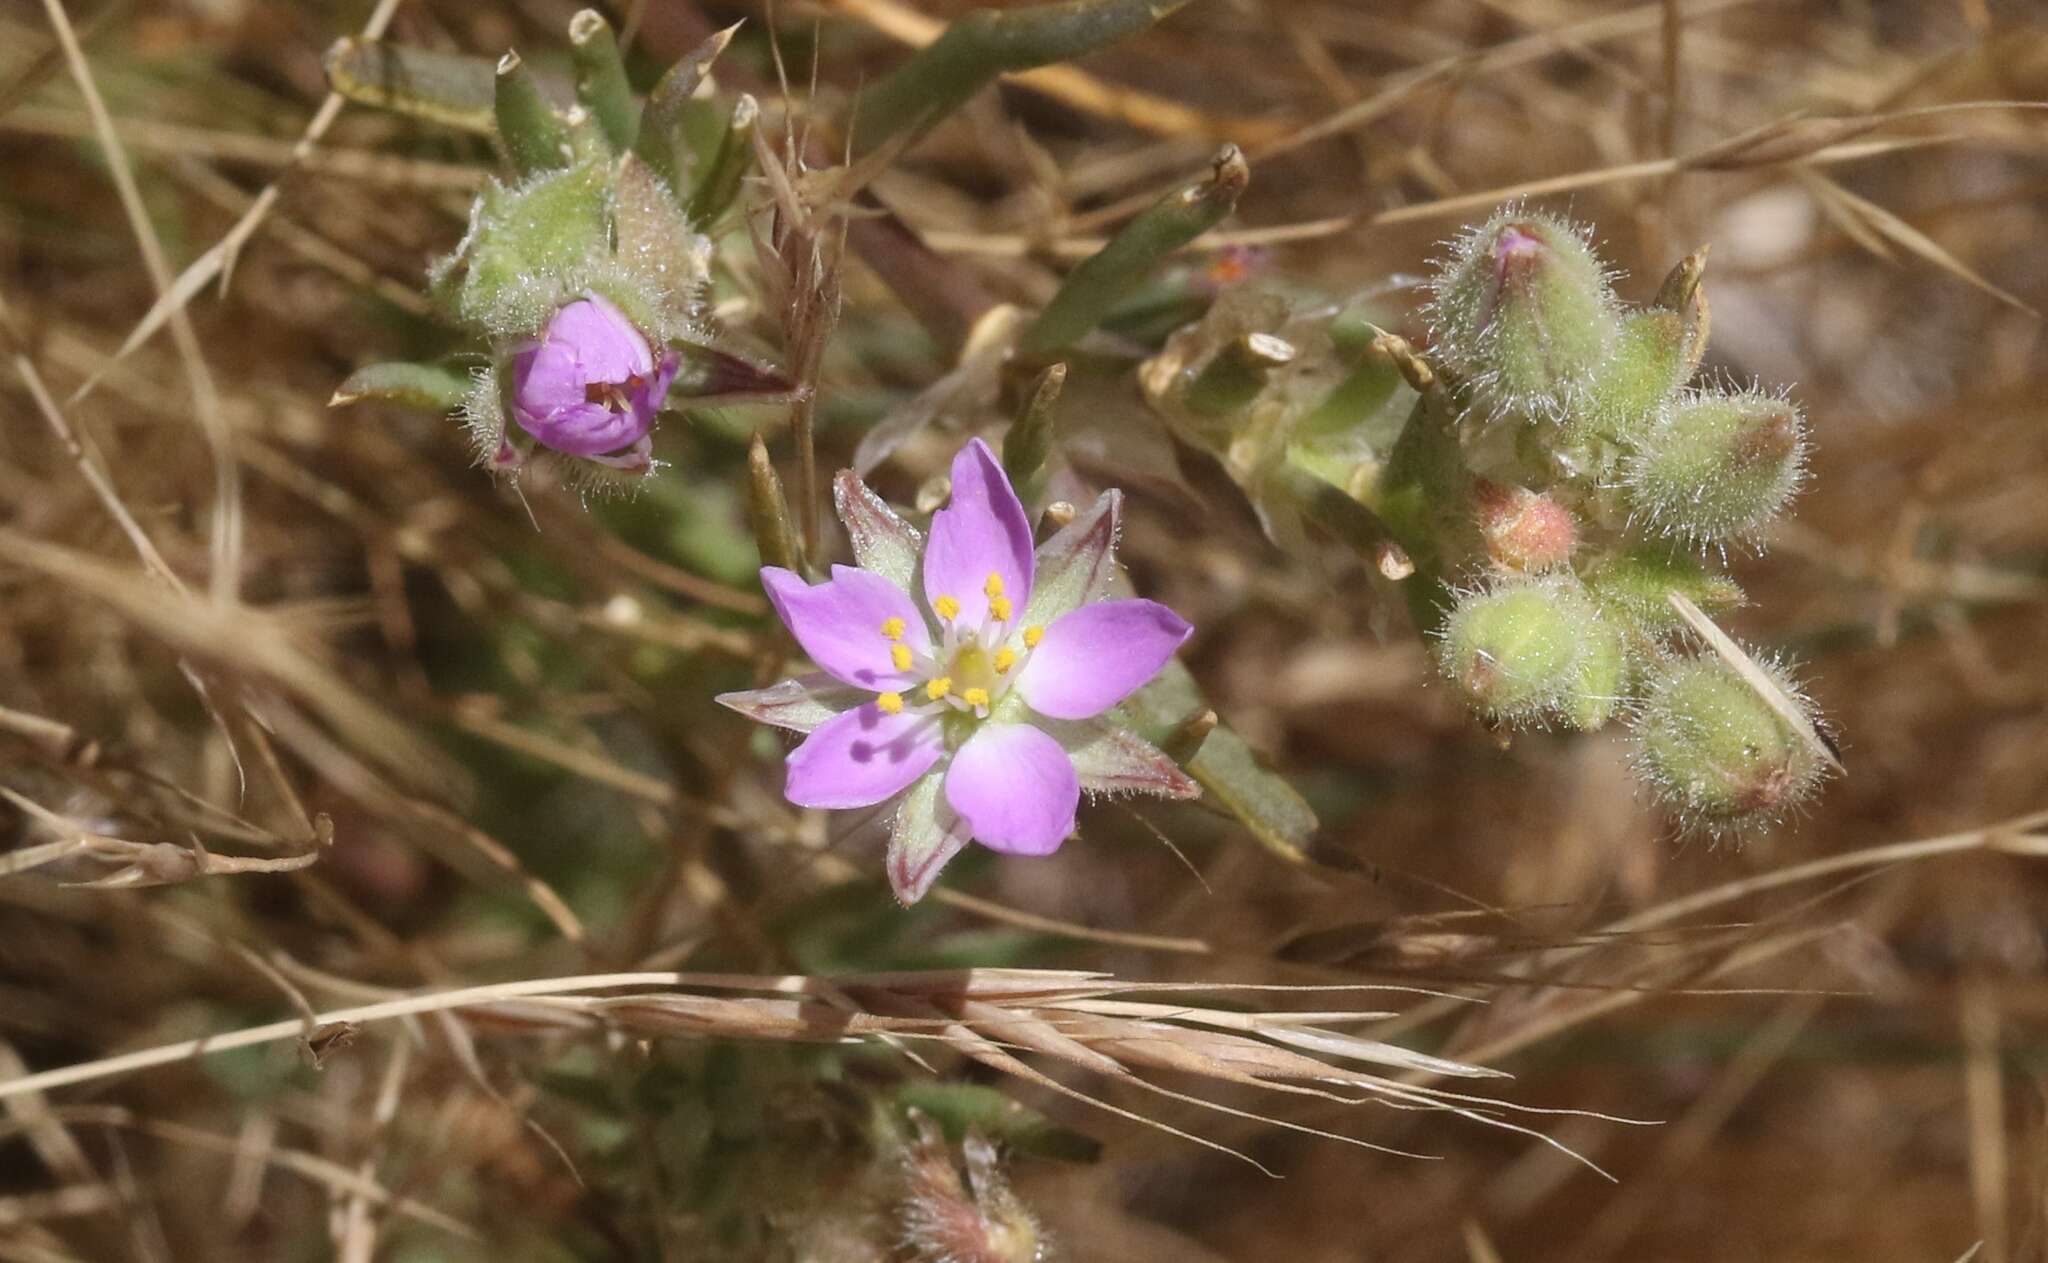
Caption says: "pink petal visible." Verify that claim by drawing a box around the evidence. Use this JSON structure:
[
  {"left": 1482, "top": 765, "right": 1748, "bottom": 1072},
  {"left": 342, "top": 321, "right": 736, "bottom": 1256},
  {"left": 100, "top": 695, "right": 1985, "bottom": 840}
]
[
  {"left": 552, "top": 293, "right": 654, "bottom": 381},
  {"left": 762, "top": 565, "right": 932, "bottom": 689},
  {"left": 1016, "top": 599, "right": 1192, "bottom": 720},
  {"left": 785, "top": 704, "right": 943, "bottom": 810},
  {"left": 923, "top": 438, "right": 1034, "bottom": 629},
  {"left": 944, "top": 722, "right": 1078, "bottom": 856}
]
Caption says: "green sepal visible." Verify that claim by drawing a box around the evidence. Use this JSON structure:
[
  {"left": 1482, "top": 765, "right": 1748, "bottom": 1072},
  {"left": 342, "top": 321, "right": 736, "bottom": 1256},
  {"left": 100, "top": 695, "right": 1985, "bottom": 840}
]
[{"left": 435, "top": 157, "right": 612, "bottom": 336}]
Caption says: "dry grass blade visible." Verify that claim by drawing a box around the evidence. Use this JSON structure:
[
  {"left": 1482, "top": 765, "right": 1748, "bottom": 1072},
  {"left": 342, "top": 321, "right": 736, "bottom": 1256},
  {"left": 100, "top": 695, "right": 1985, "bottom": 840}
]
[
  {"left": 0, "top": 529, "right": 466, "bottom": 799},
  {"left": 1666, "top": 591, "right": 1844, "bottom": 772},
  {"left": 1802, "top": 172, "right": 2041, "bottom": 318},
  {"left": 0, "top": 966, "right": 1590, "bottom": 1169},
  {"left": 69, "top": 0, "right": 407, "bottom": 401}
]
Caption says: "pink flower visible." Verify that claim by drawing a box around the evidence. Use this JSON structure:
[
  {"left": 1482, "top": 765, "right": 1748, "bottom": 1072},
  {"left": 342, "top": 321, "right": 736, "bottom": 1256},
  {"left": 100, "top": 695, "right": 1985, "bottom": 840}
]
[
  {"left": 718, "top": 439, "right": 1199, "bottom": 903},
  {"left": 509, "top": 294, "right": 679, "bottom": 468}
]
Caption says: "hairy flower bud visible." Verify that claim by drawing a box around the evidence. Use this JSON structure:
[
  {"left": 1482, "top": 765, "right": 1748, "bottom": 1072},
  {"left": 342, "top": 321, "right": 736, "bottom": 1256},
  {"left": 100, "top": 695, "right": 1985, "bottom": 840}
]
[
  {"left": 509, "top": 294, "right": 678, "bottom": 466},
  {"left": 1426, "top": 208, "right": 1621, "bottom": 417},
  {"left": 1436, "top": 576, "right": 1610, "bottom": 726},
  {"left": 1625, "top": 389, "right": 1806, "bottom": 542},
  {"left": 1472, "top": 478, "right": 1576, "bottom": 572},
  {"left": 1631, "top": 654, "right": 1828, "bottom": 836}
]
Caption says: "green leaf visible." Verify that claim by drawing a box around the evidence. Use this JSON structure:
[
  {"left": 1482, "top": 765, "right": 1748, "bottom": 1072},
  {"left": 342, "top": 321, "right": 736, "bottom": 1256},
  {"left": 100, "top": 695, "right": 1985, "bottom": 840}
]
[
  {"left": 1123, "top": 658, "right": 1318, "bottom": 865},
  {"left": 323, "top": 38, "right": 502, "bottom": 133},
  {"left": 329, "top": 361, "right": 475, "bottom": 412},
  {"left": 1021, "top": 145, "right": 1248, "bottom": 355},
  {"left": 896, "top": 1081, "right": 1102, "bottom": 1162}
]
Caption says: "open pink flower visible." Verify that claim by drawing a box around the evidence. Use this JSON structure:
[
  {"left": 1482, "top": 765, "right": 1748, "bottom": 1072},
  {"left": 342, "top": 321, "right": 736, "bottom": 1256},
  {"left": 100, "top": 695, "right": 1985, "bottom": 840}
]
[
  {"left": 718, "top": 439, "right": 1199, "bottom": 903},
  {"left": 509, "top": 294, "right": 679, "bottom": 468}
]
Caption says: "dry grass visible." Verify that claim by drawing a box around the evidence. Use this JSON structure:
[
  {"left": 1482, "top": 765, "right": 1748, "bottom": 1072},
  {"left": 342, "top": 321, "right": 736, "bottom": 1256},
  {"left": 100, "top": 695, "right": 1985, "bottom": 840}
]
[{"left": 3, "top": 0, "right": 2048, "bottom": 1259}]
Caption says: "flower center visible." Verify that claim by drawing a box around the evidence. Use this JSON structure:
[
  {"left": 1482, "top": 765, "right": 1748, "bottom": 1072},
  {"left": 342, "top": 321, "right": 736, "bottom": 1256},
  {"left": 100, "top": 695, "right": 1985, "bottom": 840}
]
[
  {"left": 873, "top": 571, "right": 1044, "bottom": 723},
  {"left": 583, "top": 374, "right": 649, "bottom": 413}
]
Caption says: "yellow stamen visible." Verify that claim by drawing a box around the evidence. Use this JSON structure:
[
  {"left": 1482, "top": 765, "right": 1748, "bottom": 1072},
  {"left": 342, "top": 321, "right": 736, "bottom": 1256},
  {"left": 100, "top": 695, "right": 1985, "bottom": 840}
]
[
  {"left": 983, "top": 573, "right": 1006, "bottom": 598},
  {"left": 880, "top": 617, "right": 906, "bottom": 641},
  {"left": 890, "top": 643, "right": 914, "bottom": 672},
  {"left": 993, "top": 648, "right": 1017, "bottom": 674},
  {"left": 1023, "top": 625, "right": 1045, "bottom": 648},
  {"left": 989, "top": 595, "right": 1013, "bottom": 622},
  {"left": 961, "top": 687, "right": 990, "bottom": 708},
  {"left": 925, "top": 677, "right": 953, "bottom": 702},
  {"left": 876, "top": 691, "right": 904, "bottom": 715},
  {"left": 933, "top": 595, "right": 961, "bottom": 621}
]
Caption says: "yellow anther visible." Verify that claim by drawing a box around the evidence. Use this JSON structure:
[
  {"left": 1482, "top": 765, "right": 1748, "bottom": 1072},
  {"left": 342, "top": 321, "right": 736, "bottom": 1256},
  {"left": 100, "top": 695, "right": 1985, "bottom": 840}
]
[
  {"left": 989, "top": 596, "right": 1013, "bottom": 622},
  {"left": 890, "top": 643, "right": 914, "bottom": 672},
  {"left": 933, "top": 595, "right": 961, "bottom": 620},
  {"left": 983, "top": 572, "right": 1006, "bottom": 598},
  {"left": 993, "top": 648, "right": 1017, "bottom": 674},
  {"left": 876, "top": 691, "right": 904, "bottom": 715},
  {"left": 881, "top": 617, "right": 906, "bottom": 641},
  {"left": 925, "top": 677, "right": 953, "bottom": 702},
  {"left": 1023, "top": 625, "right": 1046, "bottom": 649},
  {"left": 962, "top": 687, "right": 991, "bottom": 709}
]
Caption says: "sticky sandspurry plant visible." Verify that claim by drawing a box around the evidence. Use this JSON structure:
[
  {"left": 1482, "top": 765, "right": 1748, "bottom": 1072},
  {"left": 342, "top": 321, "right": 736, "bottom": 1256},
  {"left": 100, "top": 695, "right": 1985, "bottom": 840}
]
[
  {"left": 718, "top": 439, "right": 1200, "bottom": 904},
  {"left": 325, "top": 15, "right": 782, "bottom": 487},
  {"left": 1135, "top": 203, "right": 1830, "bottom": 839}
]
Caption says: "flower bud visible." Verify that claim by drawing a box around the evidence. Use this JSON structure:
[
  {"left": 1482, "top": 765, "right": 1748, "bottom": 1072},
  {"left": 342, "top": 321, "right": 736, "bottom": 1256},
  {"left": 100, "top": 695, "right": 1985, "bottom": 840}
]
[
  {"left": 509, "top": 294, "right": 678, "bottom": 466},
  {"left": 1625, "top": 389, "right": 1806, "bottom": 542},
  {"left": 1426, "top": 208, "right": 1621, "bottom": 417},
  {"left": 1436, "top": 576, "right": 1607, "bottom": 726},
  {"left": 1631, "top": 654, "right": 1828, "bottom": 836},
  {"left": 1472, "top": 478, "right": 1576, "bottom": 572}
]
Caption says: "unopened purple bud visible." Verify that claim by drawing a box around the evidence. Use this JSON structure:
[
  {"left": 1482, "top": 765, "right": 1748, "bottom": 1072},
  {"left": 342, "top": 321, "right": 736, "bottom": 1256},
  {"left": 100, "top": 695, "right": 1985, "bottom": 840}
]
[{"left": 509, "top": 294, "right": 679, "bottom": 462}]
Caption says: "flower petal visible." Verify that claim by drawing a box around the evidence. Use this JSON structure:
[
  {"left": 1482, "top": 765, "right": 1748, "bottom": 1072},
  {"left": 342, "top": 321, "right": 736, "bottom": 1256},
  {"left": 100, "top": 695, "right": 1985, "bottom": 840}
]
[
  {"left": 1043, "top": 717, "right": 1201, "bottom": 799},
  {"left": 716, "top": 672, "right": 868, "bottom": 734},
  {"left": 944, "top": 722, "right": 1078, "bottom": 856},
  {"left": 785, "top": 704, "right": 943, "bottom": 810},
  {"left": 833, "top": 469, "right": 922, "bottom": 593},
  {"left": 1022, "top": 489, "right": 1119, "bottom": 628},
  {"left": 1016, "top": 599, "right": 1193, "bottom": 720},
  {"left": 553, "top": 293, "right": 654, "bottom": 381},
  {"left": 923, "top": 438, "right": 1034, "bottom": 628},
  {"left": 762, "top": 565, "right": 933, "bottom": 689},
  {"left": 887, "top": 771, "right": 971, "bottom": 904}
]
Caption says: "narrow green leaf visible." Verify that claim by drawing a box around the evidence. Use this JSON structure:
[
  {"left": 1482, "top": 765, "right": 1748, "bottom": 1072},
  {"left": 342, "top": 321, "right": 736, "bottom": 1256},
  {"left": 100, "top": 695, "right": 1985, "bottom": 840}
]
[
  {"left": 1021, "top": 145, "right": 1248, "bottom": 355},
  {"left": 569, "top": 9, "right": 639, "bottom": 151},
  {"left": 1123, "top": 658, "right": 1318, "bottom": 865},
  {"left": 495, "top": 51, "right": 571, "bottom": 173},
  {"left": 895, "top": 1082, "right": 1102, "bottom": 1162},
  {"left": 323, "top": 38, "right": 500, "bottom": 133},
  {"left": 851, "top": 0, "right": 1193, "bottom": 155},
  {"left": 329, "top": 361, "right": 475, "bottom": 412}
]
